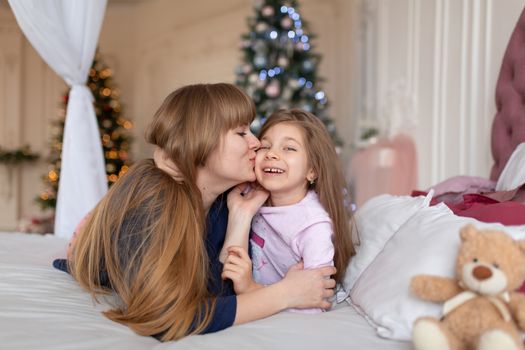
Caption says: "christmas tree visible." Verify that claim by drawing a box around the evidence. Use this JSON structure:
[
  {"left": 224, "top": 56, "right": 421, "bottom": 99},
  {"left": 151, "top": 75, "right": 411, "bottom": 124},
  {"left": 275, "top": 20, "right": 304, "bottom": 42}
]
[
  {"left": 235, "top": 0, "right": 341, "bottom": 145},
  {"left": 37, "top": 52, "right": 133, "bottom": 210}
]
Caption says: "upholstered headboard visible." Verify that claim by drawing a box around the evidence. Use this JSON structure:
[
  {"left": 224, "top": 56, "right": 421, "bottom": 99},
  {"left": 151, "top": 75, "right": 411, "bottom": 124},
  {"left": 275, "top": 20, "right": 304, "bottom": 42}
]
[{"left": 490, "top": 6, "right": 525, "bottom": 181}]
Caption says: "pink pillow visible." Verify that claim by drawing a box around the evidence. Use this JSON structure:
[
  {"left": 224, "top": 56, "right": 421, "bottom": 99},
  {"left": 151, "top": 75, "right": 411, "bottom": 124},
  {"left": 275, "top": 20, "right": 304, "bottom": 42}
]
[{"left": 428, "top": 175, "right": 496, "bottom": 197}]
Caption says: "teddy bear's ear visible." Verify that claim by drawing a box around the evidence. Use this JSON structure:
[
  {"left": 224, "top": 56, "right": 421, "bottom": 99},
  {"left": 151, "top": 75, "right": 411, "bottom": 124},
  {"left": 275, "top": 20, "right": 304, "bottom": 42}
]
[
  {"left": 460, "top": 224, "right": 478, "bottom": 242},
  {"left": 516, "top": 240, "right": 525, "bottom": 254}
]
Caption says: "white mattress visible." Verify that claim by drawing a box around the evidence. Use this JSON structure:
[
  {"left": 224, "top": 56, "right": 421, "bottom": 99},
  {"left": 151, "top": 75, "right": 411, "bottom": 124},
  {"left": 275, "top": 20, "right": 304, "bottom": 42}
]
[{"left": 0, "top": 232, "right": 410, "bottom": 350}]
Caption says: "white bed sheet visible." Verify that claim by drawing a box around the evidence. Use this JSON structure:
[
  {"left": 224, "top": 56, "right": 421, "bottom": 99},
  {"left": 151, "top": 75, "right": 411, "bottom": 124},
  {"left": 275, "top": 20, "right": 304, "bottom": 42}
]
[{"left": 0, "top": 232, "right": 410, "bottom": 350}]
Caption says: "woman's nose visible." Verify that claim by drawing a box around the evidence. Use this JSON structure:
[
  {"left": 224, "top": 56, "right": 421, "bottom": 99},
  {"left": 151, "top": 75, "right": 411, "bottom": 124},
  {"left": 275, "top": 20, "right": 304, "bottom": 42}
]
[{"left": 249, "top": 134, "right": 260, "bottom": 149}]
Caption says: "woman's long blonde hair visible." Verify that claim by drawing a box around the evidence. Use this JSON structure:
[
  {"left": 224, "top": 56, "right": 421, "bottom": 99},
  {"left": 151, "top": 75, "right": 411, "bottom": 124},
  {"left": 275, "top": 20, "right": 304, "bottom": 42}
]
[
  {"left": 259, "top": 109, "right": 354, "bottom": 283},
  {"left": 71, "top": 83, "right": 255, "bottom": 341}
]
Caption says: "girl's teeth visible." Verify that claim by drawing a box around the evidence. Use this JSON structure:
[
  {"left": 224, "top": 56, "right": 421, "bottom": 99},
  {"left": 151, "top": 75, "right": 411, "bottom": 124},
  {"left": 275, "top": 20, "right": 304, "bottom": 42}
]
[{"left": 264, "top": 168, "right": 284, "bottom": 173}]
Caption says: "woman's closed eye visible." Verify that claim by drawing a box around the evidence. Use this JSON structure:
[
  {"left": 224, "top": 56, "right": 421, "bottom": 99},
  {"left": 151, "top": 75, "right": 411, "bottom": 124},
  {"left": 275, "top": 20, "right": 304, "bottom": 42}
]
[
  {"left": 284, "top": 146, "right": 297, "bottom": 151},
  {"left": 235, "top": 125, "right": 251, "bottom": 137}
]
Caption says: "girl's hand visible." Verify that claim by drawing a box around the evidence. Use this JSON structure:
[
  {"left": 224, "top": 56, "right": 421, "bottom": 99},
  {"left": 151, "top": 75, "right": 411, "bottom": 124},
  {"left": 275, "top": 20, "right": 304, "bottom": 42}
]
[
  {"left": 278, "top": 262, "right": 336, "bottom": 310},
  {"left": 221, "top": 246, "right": 261, "bottom": 294},
  {"left": 227, "top": 182, "right": 269, "bottom": 221},
  {"left": 219, "top": 183, "right": 268, "bottom": 263}
]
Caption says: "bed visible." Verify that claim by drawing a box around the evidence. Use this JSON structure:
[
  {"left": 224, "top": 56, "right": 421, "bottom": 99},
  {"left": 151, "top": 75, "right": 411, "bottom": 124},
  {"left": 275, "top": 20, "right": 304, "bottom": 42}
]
[
  {"left": 1, "top": 183, "right": 524, "bottom": 350},
  {"left": 2, "top": 5, "right": 525, "bottom": 350},
  {"left": 0, "top": 232, "right": 409, "bottom": 350}
]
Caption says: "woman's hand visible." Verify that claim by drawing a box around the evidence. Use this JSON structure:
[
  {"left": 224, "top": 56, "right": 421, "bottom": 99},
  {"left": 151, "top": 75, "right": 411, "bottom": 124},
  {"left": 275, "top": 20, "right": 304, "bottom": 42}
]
[
  {"left": 278, "top": 262, "right": 336, "bottom": 310},
  {"left": 233, "top": 262, "right": 336, "bottom": 325},
  {"left": 221, "top": 246, "right": 261, "bottom": 295},
  {"left": 67, "top": 212, "right": 92, "bottom": 259}
]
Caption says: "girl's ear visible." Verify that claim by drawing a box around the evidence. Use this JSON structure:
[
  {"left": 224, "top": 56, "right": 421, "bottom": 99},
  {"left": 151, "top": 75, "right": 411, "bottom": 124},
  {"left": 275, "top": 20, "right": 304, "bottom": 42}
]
[{"left": 306, "top": 168, "right": 317, "bottom": 182}]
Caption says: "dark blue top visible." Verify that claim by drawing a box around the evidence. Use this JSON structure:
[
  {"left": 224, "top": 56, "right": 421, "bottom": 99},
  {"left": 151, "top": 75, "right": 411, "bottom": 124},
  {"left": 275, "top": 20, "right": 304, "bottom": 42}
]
[{"left": 53, "top": 194, "right": 237, "bottom": 338}]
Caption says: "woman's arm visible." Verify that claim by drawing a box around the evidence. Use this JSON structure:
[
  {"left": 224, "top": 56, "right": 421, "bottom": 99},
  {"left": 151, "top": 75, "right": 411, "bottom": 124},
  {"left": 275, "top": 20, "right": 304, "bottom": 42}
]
[{"left": 234, "top": 263, "right": 336, "bottom": 324}]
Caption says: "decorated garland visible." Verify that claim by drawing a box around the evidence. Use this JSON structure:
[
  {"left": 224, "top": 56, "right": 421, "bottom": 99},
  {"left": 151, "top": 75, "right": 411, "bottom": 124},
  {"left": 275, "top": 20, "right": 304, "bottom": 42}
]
[{"left": 0, "top": 145, "right": 39, "bottom": 165}]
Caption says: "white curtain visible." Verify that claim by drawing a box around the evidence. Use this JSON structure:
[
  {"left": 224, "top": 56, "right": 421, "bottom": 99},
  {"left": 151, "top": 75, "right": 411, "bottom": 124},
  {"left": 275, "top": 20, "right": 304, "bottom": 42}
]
[{"left": 8, "top": 0, "right": 108, "bottom": 239}]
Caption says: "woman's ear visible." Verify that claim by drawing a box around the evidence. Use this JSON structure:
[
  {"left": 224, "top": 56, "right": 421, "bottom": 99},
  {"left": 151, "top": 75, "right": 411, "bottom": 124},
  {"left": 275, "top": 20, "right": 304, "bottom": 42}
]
[{"left": 153, "top": 147, "right": 183, "bottom": 181}]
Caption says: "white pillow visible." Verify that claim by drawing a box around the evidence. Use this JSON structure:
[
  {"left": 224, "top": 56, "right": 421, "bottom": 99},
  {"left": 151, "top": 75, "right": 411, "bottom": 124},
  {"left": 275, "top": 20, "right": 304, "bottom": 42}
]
[
  {"left": 348, "top": 203, "right": 525, "bottom": 341},
  {"left": 496, "top": 142, "right": 525, "bottom": 191},
  {"left": 343, "top": 193, "right": 432, "bottom": 294}
]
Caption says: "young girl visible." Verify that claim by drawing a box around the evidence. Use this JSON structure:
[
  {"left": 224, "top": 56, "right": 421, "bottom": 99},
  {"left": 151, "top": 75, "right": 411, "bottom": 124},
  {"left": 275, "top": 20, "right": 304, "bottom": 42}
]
[{"left": 222, "top": 109, "right": 354, "bottom": 312}]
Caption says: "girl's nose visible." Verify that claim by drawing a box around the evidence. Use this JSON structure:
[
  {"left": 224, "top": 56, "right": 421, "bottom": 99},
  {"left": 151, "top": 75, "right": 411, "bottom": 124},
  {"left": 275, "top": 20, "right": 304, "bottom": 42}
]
[{"left": 265, "top": 150, "right": 279, "bottom": 160}]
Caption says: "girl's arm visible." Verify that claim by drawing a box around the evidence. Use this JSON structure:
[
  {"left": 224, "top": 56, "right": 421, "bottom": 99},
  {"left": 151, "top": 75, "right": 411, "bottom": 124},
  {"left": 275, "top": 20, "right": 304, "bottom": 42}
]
[
  {"left": 221, "top": 246, "right": 262, "bottom": 294},
  {"left": 219, "top": 183, "right": 268, "bottom": 262},
  {"left": 294, "top": 222, "right": 335, "bottom": 270}
]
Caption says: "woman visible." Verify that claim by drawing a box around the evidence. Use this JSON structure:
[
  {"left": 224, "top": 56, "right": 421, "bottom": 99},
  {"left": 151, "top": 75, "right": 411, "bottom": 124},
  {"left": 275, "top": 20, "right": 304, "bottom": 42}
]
[{"left": 66, "top": 83, "right": 336, "bottom": 341}]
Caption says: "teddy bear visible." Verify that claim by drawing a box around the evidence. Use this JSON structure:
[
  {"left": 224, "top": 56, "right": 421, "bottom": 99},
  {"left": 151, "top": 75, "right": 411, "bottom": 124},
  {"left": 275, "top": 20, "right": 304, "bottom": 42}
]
[{"left": 410, "top": 224, "right": 525, "bottom": 350}]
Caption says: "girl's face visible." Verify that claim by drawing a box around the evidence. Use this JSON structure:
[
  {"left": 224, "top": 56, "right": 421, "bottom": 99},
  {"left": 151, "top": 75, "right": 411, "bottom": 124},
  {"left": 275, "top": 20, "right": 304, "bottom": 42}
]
[
  {"left": 255, "top": 123, "right": 316, "bottom": 206},
  {"left": 204, "top": 124, "right": 260, "bottom": 189}
]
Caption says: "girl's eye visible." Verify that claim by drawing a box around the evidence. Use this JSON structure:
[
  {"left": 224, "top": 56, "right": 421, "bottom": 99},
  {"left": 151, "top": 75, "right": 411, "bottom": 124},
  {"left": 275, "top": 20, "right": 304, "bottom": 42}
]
[
  {"left": 237, "top": 132, "right": 247, "bottom": 136},
  {"left": 258, "top": 145, "right": 270, "bottom": 150},
  {"left": 284, "top": 147, "right": 297, "bottom": 151}
]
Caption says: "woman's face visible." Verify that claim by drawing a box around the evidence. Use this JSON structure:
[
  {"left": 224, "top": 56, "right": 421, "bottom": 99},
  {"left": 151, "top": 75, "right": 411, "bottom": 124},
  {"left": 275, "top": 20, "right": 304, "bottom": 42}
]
[{"left": 204, "top": 124, "right": 260, "bottom": 189}]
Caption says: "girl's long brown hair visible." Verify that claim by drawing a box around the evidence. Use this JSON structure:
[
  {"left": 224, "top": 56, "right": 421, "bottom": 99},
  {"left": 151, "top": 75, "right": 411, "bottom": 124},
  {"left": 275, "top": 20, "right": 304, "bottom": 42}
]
[
  {"left": 259, "top": 109, "right": 354, "bottom": 283},
  {"left": 72, "top": 83, "right": 255, "bottom": 341}
]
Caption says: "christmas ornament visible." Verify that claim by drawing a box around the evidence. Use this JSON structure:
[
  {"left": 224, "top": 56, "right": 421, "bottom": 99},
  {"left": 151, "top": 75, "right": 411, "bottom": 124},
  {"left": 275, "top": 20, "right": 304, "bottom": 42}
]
[
  {"left": 242, "top": 64, "right": 253, "bottom": 74},
  {"left": 281, "top": 17, "right": 293, "bottom": 29},
  {"left": 261, "top": 5, "right": 275, "bottom": 17},
  {"left": 302, "top": 60, "right": 314, "bottom": 71},
  {"left": 277, "top": 56, "right": 289, "bottom": 68},
  {"left": 255, "top": 22, "right": 269, "bottom": 32},
  {"left": 265, "top": 80, "right": 281, "bottom": 98},
  {"left": 254, "top": 55, "right": 267, "bottom": 68},
  {"left": 253, "top": 0, "right": 264, "bottom": 9}
]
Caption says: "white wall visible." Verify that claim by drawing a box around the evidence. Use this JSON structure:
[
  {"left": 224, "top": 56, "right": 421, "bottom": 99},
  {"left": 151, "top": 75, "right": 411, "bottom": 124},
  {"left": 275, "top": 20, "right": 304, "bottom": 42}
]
[
  {"left": 112, "top": 0, "right": 355, "bottom": 160},
  {"left": 1, "top": 0, "right": 524, "bottom": 230},
  {"left": 0, "top": 6, "right": 65, "bottom": 230},
  {"left": 357, "top": 0, "right": 525, "bottom": 188},
  {"left": 0, "top": 0, "right": 354, "bottom": 230}
]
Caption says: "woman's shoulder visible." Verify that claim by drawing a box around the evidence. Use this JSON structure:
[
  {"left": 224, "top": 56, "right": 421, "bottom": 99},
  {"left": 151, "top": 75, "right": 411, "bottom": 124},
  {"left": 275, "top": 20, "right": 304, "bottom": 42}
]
[{"left": 208, "top": 193, "right": 229, "bottom": 221}]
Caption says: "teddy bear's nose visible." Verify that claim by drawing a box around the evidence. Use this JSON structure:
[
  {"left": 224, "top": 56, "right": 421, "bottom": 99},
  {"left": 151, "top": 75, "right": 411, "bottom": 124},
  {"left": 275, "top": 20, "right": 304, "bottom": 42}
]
[{"left": 473, "top": 266, "right": 492, "bottom": 280}]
